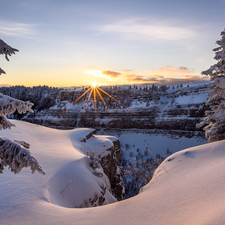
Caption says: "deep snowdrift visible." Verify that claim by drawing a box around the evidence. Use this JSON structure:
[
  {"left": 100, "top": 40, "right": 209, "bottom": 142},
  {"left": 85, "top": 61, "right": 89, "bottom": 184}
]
[{"left": 1, "top": 120, "right": 225, "bottom": 224}]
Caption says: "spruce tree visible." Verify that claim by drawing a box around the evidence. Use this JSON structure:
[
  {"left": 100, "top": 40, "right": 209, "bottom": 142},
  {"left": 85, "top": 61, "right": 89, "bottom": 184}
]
[
  {"left": 197, "top": 28, "right": 225, "bottom": 142},
  {"left": 0, "top": 39, "right": 45, "bottom": 174}
]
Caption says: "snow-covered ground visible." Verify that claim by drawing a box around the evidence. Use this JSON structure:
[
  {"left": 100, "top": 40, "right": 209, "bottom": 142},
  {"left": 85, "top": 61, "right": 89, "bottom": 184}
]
[{"left": 1, "top": 120, "right": 225, "bottom": 224}]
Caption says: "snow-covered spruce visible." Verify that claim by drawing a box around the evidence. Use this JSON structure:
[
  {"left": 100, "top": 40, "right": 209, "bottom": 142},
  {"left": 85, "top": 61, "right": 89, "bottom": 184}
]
[
  {"left": 197, "top": 28, "right": 225, "bottom": 142},
  {"left": 0, "top": 94, "right": 44, "bottom": 174},
  {"left": 0, "top": 137, "right": 45, "bottom": 175},
  {"left": 0, "top": 39, "right": 45, "bottom": 175}
]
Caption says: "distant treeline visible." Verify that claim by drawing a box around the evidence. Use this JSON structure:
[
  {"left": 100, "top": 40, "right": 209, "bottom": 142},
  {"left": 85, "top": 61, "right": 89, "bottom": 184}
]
[{"left": 0, "top": 85, "right": 63, "bottom": 119}]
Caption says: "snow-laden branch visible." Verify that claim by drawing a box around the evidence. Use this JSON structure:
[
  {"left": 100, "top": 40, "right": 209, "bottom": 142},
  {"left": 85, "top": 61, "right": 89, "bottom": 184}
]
[
  {"left": 0, "top": 39, "right": 45, "bottom": 176},
  {"left": 0, "top": 67, "right": 5, "bottom": 75},
  {"left": 0, "top": 114, "right": 15, "bottom": 130},
  {"left": 0, "top": 39, "right": 19, "bottom": 61},
  {"left": 0, "top": 93, "right": 34, "bottom": 130},
  {"left": 0, "top": 39, "right": 18, "bottom": 75},
  {"left": 0, "top": 137, "right": 45, "bottom": 175},
  {"left": 0, "top": 93, "right": 33, "bottom": 115}
]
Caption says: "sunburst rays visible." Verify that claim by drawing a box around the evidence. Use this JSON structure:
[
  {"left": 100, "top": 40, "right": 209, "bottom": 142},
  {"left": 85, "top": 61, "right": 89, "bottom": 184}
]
[{"left": 64, "top": 85, "right": 129, "bottom": 128}]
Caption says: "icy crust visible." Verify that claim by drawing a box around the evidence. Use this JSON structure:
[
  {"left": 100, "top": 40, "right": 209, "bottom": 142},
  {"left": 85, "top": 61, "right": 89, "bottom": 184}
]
[{"left": 1, "top": 120, "right": 225, "bottom": 224}]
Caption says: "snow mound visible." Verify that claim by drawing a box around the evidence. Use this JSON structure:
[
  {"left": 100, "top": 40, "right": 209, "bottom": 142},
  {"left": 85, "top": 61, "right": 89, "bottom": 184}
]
[
  {"left": 0, "top": 120, "right": 117, "bottom": 210},
  {"left": 48, "top": 158, "right": 116, "bottom": 208},
  {"left": 1, "top": 120, "right": 225, "bottom": 224}
]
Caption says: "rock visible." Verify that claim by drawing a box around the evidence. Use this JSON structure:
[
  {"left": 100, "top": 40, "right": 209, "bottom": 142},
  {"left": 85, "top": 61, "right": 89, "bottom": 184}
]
[{"left": 100, "top": 139, "right": 125, "bottom": 201}]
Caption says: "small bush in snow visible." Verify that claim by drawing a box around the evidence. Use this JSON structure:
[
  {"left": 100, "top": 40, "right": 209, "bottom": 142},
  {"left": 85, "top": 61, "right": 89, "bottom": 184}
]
[
  {"left": 125, "top": 143, "right": 129, "bottom": 150},
  {"left": 124, "top": 149, "right": 165, "bottom": 198}
]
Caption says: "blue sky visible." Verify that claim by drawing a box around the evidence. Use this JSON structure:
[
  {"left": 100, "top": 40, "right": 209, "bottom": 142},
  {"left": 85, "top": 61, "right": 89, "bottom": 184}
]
[{"left": 0, "top": 0, "right": 224, "bottom": 87}]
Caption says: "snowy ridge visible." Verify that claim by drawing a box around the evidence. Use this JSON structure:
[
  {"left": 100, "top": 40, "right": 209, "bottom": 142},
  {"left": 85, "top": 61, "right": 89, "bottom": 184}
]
[
  {"left": 21, "top": 82, "right": 209, "bottom": 132},
  {"left": 1, "top": 120, "right": 225, "bottom": 224},
  {"left": 0, "top": 120, "right": 118, "bottom": 211}
]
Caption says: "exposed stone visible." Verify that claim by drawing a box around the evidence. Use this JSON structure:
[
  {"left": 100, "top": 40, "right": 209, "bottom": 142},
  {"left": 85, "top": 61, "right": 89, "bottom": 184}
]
[{"left": 100, "top": 139, "right": 125, "bottom": 201}]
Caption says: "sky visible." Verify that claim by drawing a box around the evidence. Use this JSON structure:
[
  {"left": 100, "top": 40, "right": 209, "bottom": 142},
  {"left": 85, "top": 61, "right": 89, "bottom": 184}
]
[{"left": 0, "top": 0, "right": 224, "bottom": 87}]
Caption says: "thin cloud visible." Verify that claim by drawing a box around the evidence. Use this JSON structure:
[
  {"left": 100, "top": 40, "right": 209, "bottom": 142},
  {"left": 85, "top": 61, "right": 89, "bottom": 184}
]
[
  {"left": 150, "top": 74, "right": 164, "bottom": 78},
  {"left": 0, "top": 84, "right": 12, "bottom": 87},
  {"left": 123, "top": 66, "right": 208, "bottom": 84},
  {"left": 84, "top": 66, "right": 209, "bottom": 84},
  {"left": 102, "top": 70, "right": 121, "bottom": 77},
  {"left": 155, "top": 66, "right": 191, "bottom": 74},
  {"left": 122, "top": 69, "right": 135, "bottom": 72},
  {"left": 84, "top": 69, "right": 119, "bottom": 80},
  {"left": 0, "top": 20, "right": 38, "bottom": 39},
  {"left": 125, "top": 74, "right": 208, "bottom": 85},
  {"left": 99, "top": 19, "right": 197, "bottom": 41},
  {"left": 125, "top": 74, "right": 159, "bottom": 82},
  {"left": 197, "top": 58, "right": 206, "bottom": 62}
]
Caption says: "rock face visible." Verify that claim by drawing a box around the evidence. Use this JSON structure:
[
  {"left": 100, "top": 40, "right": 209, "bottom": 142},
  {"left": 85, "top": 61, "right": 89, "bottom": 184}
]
[
  {"left": 100, "top": 139, "right": 124, "bottom": 201},
  {"left": 82, "top": 130, "right": 125, "bottom": 201}
]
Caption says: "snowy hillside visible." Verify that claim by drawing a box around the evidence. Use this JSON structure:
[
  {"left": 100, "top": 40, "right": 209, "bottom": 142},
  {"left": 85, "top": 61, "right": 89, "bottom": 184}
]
[
  {"left": 1, "top": 120, "right": 225, "bottom": 224},
  {"left": 4, "top": 81, "right": 208, "bottom": 132}
]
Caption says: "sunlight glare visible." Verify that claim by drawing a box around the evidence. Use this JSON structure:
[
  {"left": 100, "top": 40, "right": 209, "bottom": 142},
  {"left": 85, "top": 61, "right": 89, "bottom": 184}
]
[{"left": 92, "top": 82, "right": 97, "bottom": 87}]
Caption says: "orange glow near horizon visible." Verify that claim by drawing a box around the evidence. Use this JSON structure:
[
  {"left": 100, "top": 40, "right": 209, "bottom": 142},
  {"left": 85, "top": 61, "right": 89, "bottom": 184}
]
[
  {"left": 91, "top": 82, "right": 97, "bottom": 87},
  {"left": 97, "top": 87, "right": 129, "bottom": 110},
  {"left": 62, "top": 85, "right": 129, "bottom": 128}
]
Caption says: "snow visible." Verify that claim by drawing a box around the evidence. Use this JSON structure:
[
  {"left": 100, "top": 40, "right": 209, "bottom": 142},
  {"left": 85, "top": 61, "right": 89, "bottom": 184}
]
[
  {"left": 185, "top": 80, "right": 211, "bottom": 87},
  {"left": 98, "top": 129, "right": 207, "bottom": 160},
  {"left": 130, "top": 100, "right": 147, "bottom": 109},
  {"left": 175, "top": 91, "right": 208, "bottom": 104},
  {"left": 69, "top": 129, "right": 117, "bottom": 157},
  {"left": 1, "top": 120, "right": 225, "bottom": 224}
]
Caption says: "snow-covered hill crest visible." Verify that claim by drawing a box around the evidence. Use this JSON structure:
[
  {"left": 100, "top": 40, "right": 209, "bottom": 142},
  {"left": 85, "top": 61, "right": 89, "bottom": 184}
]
[
  {"left": 0, "top": 120, "right": 118, "bottom": 210},
  {"left": 1, "top": 120, "right": 225, "bottom": 224}
]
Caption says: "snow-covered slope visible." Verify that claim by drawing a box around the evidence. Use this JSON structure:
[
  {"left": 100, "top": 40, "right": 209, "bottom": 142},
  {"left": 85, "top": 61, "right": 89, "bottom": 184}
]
[
  {"left": 0, "top": 120, "right": 118, "bottom": 210},
  {"left": 1, "top": 120, "right": 225, "bottom": 224}
]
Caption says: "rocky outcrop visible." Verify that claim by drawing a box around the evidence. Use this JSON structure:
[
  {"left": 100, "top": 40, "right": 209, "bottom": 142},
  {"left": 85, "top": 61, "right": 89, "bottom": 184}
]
[
  {"left": 100, "top": 139, "right": 124, "bottom": 201},
  {"left": 80, "top": 129, "right": 125, "bottom": 201}
]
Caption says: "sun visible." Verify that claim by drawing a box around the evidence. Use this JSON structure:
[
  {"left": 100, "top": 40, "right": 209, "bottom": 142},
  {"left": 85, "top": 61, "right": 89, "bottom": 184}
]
[
  {"left": 91, "top": 82, "right": 97, "bottom": 88},
  {"left": 63, "top": 82, "right": 129, "bottom": 128}
]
